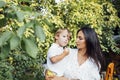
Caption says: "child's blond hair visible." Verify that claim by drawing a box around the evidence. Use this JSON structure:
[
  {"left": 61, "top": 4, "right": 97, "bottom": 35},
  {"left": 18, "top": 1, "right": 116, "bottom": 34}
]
[{"left": 54, "top": 28, "right": 71, "bottom": 42}]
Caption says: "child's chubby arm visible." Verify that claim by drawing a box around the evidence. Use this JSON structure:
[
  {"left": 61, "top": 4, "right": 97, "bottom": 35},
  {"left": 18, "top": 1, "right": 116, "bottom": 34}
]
[{"left": 50, "top": 48, "right": 69, "bottom": 64}]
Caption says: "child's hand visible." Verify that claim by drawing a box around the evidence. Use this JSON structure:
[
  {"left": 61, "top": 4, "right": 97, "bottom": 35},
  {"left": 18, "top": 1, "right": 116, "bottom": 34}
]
[{"left": 63, "top": 47, "right": 69, "bottom": 56}]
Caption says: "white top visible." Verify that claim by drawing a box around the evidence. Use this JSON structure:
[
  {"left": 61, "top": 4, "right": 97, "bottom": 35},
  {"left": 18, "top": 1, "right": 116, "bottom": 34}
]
[
  {"left": 64, "top": 49, "right": 101, "bottom": 80},
  {"left": 47, "top": 43, "right": 70, "bottom": 76}
]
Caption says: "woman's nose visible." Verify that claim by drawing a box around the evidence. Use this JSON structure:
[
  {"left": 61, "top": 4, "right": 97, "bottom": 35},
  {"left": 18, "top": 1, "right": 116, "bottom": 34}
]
[{"left": 76, "top": 38, "right": 79, "bottom": 42}]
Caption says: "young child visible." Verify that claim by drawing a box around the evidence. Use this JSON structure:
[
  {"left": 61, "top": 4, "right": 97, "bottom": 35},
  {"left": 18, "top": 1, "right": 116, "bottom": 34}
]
[{"left": 46, "top": 28, "right": 71, "bottom": 77}]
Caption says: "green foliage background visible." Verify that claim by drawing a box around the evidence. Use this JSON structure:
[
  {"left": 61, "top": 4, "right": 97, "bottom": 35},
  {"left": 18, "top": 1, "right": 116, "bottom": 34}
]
[{"left": 0, "top": 0, "right": 120, "bottom": 80}]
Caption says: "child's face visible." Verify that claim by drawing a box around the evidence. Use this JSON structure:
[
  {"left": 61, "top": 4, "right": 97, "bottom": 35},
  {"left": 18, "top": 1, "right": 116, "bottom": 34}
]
[{"left": 56, "top": 30, "right": 69, "bottom": 47}]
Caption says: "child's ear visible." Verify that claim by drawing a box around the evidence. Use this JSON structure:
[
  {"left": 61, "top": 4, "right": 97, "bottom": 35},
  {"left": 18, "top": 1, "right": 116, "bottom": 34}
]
[{"left": 55, "top": 35, "right": 59, "bottom": 40}]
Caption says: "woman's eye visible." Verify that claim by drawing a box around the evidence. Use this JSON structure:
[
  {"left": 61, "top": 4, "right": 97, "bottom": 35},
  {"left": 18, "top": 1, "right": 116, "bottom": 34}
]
[
  {"left": 79, "top": 38, "right": 83, "bottom": 40},
  {"left": 78, "top": 36, "right": 83, "bottom": 40}
]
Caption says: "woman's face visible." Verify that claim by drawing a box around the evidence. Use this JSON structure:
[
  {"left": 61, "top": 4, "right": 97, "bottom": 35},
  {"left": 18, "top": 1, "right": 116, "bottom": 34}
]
[{"left": 76, "top": 30, "right": 86, "bottom": 49}]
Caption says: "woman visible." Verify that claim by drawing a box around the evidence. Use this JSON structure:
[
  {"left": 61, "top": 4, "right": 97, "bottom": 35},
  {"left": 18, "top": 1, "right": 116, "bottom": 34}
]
[{"left": 46, "top": 25, "right": 104, "bottom": 80}]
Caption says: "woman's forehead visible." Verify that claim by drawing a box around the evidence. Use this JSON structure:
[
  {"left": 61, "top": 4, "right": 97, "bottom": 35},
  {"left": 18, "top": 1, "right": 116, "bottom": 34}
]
[{"left": 78, "top": 31, "right": 84, "bottom": 36}]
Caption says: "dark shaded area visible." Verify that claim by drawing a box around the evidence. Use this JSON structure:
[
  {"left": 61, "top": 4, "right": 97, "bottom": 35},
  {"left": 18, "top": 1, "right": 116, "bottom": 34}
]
[{"left": 112, "top": 0, "right": 120, "bottom": 18}]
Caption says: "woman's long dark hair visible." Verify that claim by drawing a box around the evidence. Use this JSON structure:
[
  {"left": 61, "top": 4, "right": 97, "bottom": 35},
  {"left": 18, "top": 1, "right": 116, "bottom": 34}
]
[{"left": 77, "top": 25, "right": 105, "bottom": 71}]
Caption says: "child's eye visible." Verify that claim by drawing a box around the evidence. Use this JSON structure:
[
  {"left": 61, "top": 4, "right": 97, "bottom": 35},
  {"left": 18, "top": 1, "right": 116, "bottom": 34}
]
[{"left": 63, "top": 36, "right": 66, "bottom": 37}]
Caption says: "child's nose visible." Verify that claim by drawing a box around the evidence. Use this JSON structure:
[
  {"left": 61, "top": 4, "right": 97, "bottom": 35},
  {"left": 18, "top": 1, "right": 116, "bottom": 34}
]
[{"left": 65, "top": 38, "right": 68, "bottom": 41}]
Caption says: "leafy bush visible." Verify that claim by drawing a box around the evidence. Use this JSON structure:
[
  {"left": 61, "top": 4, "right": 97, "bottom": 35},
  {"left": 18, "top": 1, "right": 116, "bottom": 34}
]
[{"left": 0, "top": 0, "right": 120, "bottom": 79}]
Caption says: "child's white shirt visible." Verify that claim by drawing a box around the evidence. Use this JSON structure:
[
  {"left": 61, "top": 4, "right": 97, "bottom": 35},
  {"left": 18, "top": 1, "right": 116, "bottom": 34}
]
[{"left": 47, "top": 43, "right": 70, "bottom": 76}]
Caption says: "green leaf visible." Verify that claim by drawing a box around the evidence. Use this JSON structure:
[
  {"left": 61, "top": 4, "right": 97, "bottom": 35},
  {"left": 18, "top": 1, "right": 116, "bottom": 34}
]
[
  {"left": 35, "top": 26, "right": 45, "bottom": 41},
  {"left": 23, "top": 38, "right": 38, "bottom": 58},
  {"left": 0, "top": 31, "right": 13, "bottom": 47},
  {"left": 20, "top": 6, "right": 32, "bottom": 12},
  {"left": 25, "top": 22, "right": 34, "bottom": 28},
  {"left": 16, "top": 11, "right": 24, "bottom": 22},
  {"left": 0, "top": 44, "right": 10, "bottom": 59},
  {"left": 0, "top": 0, "right": 6, "bottom": 8},
  {"left": 17, "top": 26, "right": 26, "bottom": 38},
  {"left": 19, "top": 0, "right": 30, "bottom": 2},
  {"left": 10, "top": 35, "right": 20, "bottom": 50}
]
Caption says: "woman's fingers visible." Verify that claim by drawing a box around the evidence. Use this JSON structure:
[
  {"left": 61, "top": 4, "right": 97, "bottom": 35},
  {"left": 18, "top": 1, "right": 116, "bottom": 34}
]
[{"left": 45, "top": 75, "right": 55, "bottom": 80}]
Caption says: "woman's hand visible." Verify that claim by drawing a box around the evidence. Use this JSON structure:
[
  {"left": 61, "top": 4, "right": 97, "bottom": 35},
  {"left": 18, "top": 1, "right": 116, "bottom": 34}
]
[
  {"left": 45, "top": 69, "right": 55, "bottom": 80},
  {"left": 45, "top": 69, "right": 68, "bottom": 80},
  {"left": 45, "top": 75, "right": 54, "bottom": 80}
]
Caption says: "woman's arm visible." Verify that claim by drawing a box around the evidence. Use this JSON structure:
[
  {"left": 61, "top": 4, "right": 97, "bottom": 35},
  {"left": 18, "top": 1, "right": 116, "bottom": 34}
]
[
  {"left": 45, "top": 74, "right": 80, "bottom": 80},
  {"left": 45, "top": 73, "right": 69, "bottom": 80},
  {"left": 50, "top": 76, "right": 69, "bottom": 80},
  {"left": 52, "top": 77, "right": 80, "bottom": 80}
]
